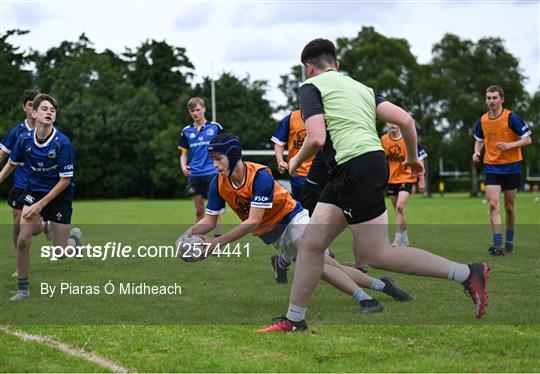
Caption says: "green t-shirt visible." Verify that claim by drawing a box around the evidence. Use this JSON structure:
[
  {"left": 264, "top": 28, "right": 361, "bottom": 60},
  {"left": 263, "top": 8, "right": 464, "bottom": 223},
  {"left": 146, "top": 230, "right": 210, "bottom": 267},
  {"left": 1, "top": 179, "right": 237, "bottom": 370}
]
[{"left": 302, "top": 71, "right": 383, "bottom": 166}]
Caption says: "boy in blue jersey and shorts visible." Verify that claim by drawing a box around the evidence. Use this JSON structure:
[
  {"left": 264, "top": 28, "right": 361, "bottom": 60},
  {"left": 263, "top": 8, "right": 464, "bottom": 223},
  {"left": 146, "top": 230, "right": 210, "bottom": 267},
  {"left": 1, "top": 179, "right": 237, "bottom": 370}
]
[
  {"left": 0, "top": 94, "right": 83, "bottom": 301},
  {"left": 0, "top": 89, "right": 52, "bottom": 278},
  {"left": 179, "top": 97, "right": 222, "bottom": 236}
]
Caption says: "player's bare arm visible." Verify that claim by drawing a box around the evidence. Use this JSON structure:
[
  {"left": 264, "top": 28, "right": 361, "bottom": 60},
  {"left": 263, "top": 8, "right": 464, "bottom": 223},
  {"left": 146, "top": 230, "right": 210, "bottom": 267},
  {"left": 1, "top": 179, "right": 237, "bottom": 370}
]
[
  {"left": 180, "top": 149, "right": 191, "bottom": 176},
  {"left": 208, "top": 206, "right": 266, "bottom": 254},
  {"left": 0, "top": 162, "right": 16, "bottom": 183},
  {"left": 495, "top": 135, "right": 532, "bottom": 151},
  {"left": 473, "top": 140, "right": 484, "bottom": 162},
  {"left": 186, "top": 214, "right": 219, "bottom": 237},
  {"left": 273, "top": 143, "right": 288, "bottom": 174},
  {"left": 377, "top": 101, "right": 424, "bottom": 176}
]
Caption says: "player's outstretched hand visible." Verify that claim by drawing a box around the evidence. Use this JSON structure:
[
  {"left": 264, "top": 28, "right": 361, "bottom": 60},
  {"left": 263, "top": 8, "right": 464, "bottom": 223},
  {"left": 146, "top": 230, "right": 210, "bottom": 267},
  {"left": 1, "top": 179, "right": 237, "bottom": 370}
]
[
  {"left": 402, "top": 157, "right": 424, "bottom": 178},
  {"left": 472, "top": 152, "right": 481, "bottom": 163}
]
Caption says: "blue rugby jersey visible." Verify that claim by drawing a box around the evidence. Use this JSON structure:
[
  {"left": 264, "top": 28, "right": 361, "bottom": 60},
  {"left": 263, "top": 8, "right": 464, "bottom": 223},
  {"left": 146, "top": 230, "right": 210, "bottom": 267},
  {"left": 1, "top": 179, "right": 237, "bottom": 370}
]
[
  {"left": 0, "top": 120, "right": 33, "bottom": 189},
  {"left": 9, "top": 127, "right": 75, "bottom": 192},
  {"left": 178, "top": 122, "right": 223, "bottom": 176}
]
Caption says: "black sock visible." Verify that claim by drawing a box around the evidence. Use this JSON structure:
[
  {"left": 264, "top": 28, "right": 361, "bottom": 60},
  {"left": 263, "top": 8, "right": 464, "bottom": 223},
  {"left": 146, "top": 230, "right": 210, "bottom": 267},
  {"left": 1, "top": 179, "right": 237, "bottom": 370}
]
[{"left": 18, "top": 277, "right": 29, "bottom": 291}]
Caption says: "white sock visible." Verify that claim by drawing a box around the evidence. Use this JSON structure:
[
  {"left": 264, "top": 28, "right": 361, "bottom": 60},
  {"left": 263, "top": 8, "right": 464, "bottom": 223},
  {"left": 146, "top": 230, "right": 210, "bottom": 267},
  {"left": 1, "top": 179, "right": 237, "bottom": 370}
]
[
  {"left": 370, "top": 278, "right": 385, "bottom": 291},
  {"left": 286, "top": 303, "right": 306, "bottom": 322},
  {"left": 402, "top": 230, "right": 409, "bottom": 243},
  {"left": 352, "top": 288, "right": 373, "bottom": 302},
  {"left": 447, "top": 262, "right": 470, "bottom": 283}
]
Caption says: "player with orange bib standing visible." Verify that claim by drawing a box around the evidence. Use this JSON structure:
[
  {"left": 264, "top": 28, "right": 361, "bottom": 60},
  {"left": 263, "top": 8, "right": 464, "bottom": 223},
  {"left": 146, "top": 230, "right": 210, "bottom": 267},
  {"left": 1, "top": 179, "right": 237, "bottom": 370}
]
[
  {"left": 472, "top": 85, "right": 532, "bottom": 256},
  {"left": 381, "top": 123, "right": 427, "bottom": 247}
]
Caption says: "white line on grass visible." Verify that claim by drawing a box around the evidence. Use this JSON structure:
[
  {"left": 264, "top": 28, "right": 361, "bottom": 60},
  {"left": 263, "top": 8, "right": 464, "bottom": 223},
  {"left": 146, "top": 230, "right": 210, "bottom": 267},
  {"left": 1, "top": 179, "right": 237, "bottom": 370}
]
[{"left": 0, "top": 326, "right": 132, "bottom": 373}]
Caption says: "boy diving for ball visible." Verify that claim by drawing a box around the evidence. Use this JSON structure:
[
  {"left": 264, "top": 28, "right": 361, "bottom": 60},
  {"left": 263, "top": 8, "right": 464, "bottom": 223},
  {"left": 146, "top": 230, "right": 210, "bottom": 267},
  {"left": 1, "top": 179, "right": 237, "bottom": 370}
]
[{"left": 182, "top": 133, "right": 412, "bottom": 313}]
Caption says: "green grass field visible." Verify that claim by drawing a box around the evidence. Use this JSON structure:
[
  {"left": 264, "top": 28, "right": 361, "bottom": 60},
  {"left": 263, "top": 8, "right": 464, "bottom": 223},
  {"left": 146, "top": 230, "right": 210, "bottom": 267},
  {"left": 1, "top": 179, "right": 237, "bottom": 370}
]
[{"left": 1, "top": 194, "right": 539, "bottom": 372}]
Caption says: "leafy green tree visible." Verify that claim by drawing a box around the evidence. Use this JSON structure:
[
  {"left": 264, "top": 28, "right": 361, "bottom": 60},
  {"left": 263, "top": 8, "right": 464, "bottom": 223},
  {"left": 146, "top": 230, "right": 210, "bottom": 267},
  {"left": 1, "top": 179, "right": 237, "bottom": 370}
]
[
  {"left": 0, "top": 30, "right": 34, "bottom": 133},
  {"left": 277, "top": 64, "right": 304, "bottom": 112},
  {"left": 191, "top": 72, "right": 275, "bottom": 149},
  {"left": 124, "top": 40, "right": 194, "bottom": 106},
  {"left": 523, "top": 90, "right": 540, "bottom": 183},
  {"left": 336, "top": 26, "right": 420, "bottom": 110},
  {"left": 31, "top": 35, "right": 173, "bottom": 197}
]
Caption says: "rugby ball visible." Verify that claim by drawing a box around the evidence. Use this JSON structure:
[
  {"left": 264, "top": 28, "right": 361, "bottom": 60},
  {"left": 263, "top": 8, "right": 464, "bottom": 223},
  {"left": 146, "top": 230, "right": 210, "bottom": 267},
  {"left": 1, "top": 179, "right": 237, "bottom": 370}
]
[{"left": 176, "top": 234, "right": 205, "bottom": 262}]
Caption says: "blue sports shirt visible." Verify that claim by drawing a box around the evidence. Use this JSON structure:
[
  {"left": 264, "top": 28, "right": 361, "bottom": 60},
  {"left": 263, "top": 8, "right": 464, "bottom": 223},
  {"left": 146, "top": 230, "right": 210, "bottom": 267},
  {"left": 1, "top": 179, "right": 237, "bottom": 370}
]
[
  {"left": 0, "top": 120, "right": 33, "bottom": 189},
  {"left": 9, "top": 128, "right": 75, "bottom": 192},
  {"left": 179, "top": 122, "right": 222, "bottom": 176}
]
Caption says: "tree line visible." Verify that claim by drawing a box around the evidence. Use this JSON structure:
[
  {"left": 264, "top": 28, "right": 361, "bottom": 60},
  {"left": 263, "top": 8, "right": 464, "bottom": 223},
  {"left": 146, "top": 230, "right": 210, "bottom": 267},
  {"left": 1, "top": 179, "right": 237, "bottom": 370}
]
[{"left": 1, "top": 27, "right": 538, "bottom": 198}]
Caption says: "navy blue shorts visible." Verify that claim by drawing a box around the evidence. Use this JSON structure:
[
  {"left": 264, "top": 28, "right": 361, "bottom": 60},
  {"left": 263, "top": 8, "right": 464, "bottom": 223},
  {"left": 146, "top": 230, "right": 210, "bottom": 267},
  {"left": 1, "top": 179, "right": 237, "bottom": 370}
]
[
  {"left": 386, "top": 183, "right": 413, "bottom": 196},
  {"left": 290, "top": 176, "right": 307, "bottom": 201},
  {"left": 485, "top": 173, "right": 520, "bottom": 191},
  {"left": 18, "top": 189, "right": 74, "bottom": 224},
  {"left": 7, "top": 187, "right": 25, "bottom": 210},
  {"left": 186, "top": 175, "right": 215, "bottom": 198}
]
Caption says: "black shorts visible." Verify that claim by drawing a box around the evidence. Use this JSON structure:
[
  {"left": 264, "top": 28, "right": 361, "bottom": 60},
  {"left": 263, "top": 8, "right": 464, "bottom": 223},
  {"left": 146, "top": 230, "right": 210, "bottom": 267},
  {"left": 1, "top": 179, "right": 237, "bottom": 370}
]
[
  {"left": 301, "top": 179, "right": 323, "bottom": 216},
  {"left": 485, "top": 173, "right": 521, "bottom": 191},
  {"left": 387, "top": 183, "right": 413, "bottom": 196},
  {"left": 7, "top": 187, "right": 25, "bottom": 210},
  {"left": 186, "top": 175, "right": 215, "bottom": 198},
  {"left": 17, "top": 189, "right": 74, "bottom": 224},
  {"left": 319, "top": 151, "right": 388, "bottom": 224}
]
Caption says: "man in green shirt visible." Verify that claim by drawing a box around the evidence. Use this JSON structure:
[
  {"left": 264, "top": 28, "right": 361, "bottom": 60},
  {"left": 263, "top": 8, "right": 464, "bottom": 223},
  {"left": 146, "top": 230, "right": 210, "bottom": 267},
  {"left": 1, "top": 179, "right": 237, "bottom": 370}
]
[{"left": 259, "top": 38, "right": 490, "bottom": 332}]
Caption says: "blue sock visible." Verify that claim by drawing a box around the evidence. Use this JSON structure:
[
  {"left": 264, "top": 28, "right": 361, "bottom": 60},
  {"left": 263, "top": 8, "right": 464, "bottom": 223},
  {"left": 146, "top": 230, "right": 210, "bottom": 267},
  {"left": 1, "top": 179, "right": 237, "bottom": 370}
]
[
  {"left": 352, "top": 288, "right": 373, "bottom": 303},
  {"left": 18, "top": 277, "right": 29, "bottom": 291},
  {"left": 506, "top": 229, "right": 514, "bottom": 243},
  {"left": 493, "top": 233, "right": 503, "bottom": 246}
]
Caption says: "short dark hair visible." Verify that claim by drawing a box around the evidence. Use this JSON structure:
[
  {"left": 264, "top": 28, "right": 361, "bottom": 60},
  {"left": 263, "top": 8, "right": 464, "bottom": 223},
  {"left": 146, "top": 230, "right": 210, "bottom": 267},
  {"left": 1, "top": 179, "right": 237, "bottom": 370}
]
[
  {"left": 21, "top": 89, "right": 40, "bottom": 105},
  {"left": 300, "top": 38, "right": 337, "bottom": 69},
  {"left": 33, "top": 94, "right": 59, "bottom": 110},
  {"left": 486, "top": 85, "right": 504, "bottom": 98}
]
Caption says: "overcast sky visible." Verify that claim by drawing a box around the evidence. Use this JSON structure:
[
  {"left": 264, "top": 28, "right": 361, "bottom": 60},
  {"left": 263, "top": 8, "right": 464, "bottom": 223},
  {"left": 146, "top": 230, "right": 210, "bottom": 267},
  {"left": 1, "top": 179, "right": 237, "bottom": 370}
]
[{"left": 1, "top": 0, "right": 539, "bottom": 109}]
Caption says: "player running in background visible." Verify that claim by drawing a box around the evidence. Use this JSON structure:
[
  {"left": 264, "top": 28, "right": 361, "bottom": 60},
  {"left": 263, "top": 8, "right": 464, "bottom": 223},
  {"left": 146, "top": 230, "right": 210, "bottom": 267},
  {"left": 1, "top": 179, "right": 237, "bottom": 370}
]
[
  {"left": 270, "top": 109, "right": 315, "bottom": 283},
  {"left": 183, "top": 133, "right": 412, "bottom": 313},
  {"left": 0, "top": 89, "right": 52, "bottom": 278},
  {"left": 472, "top": 85, "right": 532, "bottom": 255},
  {"left": 0, "top": 94, "right": 83, "bottom": 301},
  {"left": 271, "top": 109, "right": 314, "bottom": 200},
  {"left": 179, "top": 97, "right": 223, "bottom": 236},
  {"left": 381, "top": 122, "right": 427, "bottom": 247},
  {"left": 259, "top": 38, "right": 489, "bottom": 332}
]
